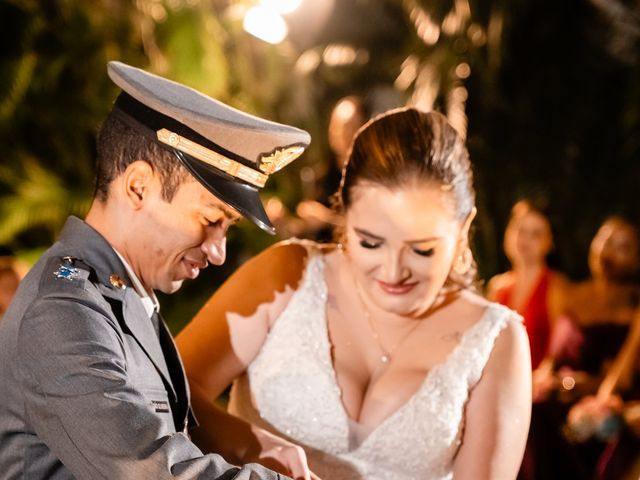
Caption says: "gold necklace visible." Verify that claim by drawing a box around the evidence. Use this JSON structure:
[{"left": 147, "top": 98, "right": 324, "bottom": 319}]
[{"left": 354, "top": 281, "right": 422, "bottom": 364}]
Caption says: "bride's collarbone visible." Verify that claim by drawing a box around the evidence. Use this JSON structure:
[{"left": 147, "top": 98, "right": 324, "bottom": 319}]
[{"left": 329, "top": 306, "right": 469, "bottom": 367}]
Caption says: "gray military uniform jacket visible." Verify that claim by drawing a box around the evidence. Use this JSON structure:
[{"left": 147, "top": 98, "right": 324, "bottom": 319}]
[{"left": 0, "top": 217, "right": 287, "bottom": 479}]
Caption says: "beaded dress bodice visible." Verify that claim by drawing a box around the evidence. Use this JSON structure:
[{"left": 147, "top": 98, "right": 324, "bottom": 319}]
[{"left": 228, "top": 253, "right": 519, "bottom": 480}]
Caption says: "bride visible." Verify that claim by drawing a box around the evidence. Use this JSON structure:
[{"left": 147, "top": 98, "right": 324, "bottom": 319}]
[{"left": 176, "top": 108, "right": 531, "bottom": 480}]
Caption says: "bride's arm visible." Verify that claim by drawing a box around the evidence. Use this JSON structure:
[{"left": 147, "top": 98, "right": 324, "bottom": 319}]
[
  {"left": 176, "top": 242, "right": 317, "bottom": 479},
  {"left": 452, "top": 318, "right": 532, "bottom": 479}
]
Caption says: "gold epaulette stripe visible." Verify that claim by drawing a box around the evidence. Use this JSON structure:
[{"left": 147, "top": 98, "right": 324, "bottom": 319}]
[{"left": 157, "top": 128, "right": 269, "bottom": 188}]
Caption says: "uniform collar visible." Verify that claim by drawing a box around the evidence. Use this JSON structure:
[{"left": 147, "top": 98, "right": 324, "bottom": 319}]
[
  {"left": 55, "top": 217, "right": 159, "bottom": 317},
  {"left": 112, "top": 249, "right": 160, "bottom": 318}
]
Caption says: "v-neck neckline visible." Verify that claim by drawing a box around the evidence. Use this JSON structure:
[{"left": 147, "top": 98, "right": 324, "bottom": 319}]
[{"left": 312, "top": 253, "right": 495, "bottom": 452}]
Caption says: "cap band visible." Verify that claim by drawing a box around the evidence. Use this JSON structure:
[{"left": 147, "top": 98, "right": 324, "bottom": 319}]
[
  {"left": 156, "top": 128, "right": 269, "bottom": 187},
  {"left": 113, "top": 93, "right": 269, "bottom": 186}
]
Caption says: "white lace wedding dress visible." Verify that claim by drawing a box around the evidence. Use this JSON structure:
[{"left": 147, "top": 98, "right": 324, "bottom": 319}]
[{"left": 228, "top": 252, "right": 520, "bottom": 480}]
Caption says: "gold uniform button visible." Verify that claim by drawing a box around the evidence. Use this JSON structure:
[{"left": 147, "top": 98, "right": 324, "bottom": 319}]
[{"left": 109, "top": 274, "right": 127, "bottom": 290}]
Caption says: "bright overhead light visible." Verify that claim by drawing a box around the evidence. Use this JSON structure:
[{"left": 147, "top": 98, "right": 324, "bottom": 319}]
[
  {"left": 243, "top": 6, "right": 288, "bottom": 44},
  {"left": 260, "top": 0, "right": 303, "bottom": 15}
]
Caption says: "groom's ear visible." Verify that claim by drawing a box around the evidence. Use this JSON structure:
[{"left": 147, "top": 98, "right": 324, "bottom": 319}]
[{"left": 121, "top": 160, "right": 156, "bottom": 209}]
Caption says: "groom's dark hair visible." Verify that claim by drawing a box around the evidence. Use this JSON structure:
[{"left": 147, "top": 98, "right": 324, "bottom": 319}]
[{"left": 94, "top": 113, "right": 189, "bottom": 203}]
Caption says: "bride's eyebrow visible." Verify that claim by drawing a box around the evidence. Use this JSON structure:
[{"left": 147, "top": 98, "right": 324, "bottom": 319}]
[
  {"left": 407, "top": 237, "right": 442, "bottom": 245},
  {"left": 354, "top": 227, "right": 384, "bottom": 240},
  {"left": 354, "top": 227, "right": 442, "bottom": 244}
]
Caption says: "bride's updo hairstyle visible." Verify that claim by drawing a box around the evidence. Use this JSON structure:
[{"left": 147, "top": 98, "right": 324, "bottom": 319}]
[{"left": 335, "top": 107, "right": 477, "bottom": 288}]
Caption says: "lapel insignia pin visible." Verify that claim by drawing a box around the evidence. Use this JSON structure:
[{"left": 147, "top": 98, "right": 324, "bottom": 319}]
[
  {"left": 109, "top": 274, "right": 127, "bottom": 290},
  {"left": 53, "top": 264, "right": 79, "bottom": 281}
]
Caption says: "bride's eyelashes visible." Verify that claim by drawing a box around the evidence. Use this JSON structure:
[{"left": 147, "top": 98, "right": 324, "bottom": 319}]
[
  {"left": 357, "top": 239, "right": 436, "bottom": 256},
  {"left": 413, "top": 247, "right": 435, "bottom": 257},
  {"left": 359, "top": 239, "right": 382, "bottom": 249}
]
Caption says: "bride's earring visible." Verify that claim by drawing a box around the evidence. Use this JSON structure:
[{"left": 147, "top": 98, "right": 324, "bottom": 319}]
[
  {"left": 453, "top": 245, "right": 472, "bottom": 276},
  {"left": 337, "top": 231, "right": 348, "bottom": 255}
]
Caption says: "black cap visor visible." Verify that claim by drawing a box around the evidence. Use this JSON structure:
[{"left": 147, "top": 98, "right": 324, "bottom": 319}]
[{"left": 174, "top": 150, "right": 275, "bottom": 234}]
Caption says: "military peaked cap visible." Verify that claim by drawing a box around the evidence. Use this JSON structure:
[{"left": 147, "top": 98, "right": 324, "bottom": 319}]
[{"left": 107, "top": 61, "right": 311, "bottom": 234}]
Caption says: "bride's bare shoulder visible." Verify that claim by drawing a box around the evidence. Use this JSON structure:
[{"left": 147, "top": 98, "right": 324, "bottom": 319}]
[
  {"left": 452, "top": 290, "right": 495, "bottom": 320},
  {"left": 240, "top": 239, "right": 336, "bottom": 288},
  {"left": 444, "top": 290, "right": 522, "bottom": 334},
  {"left": 277, "top": 238, "right": 338, "bottom": 255},
  {"left": 449, "top": 292, "right": 529, "bottom": 373}
]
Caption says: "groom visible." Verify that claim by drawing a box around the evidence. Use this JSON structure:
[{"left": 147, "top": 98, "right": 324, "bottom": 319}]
[{"left": 0, "top": 62, "right": 310, "bottom": 479}]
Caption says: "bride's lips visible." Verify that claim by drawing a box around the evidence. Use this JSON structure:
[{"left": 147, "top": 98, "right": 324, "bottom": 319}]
[{"left": 377, "top": 280, "right": 418, "bottom": 295}]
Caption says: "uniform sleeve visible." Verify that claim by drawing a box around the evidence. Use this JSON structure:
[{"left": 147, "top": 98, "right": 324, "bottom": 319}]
[{"left": 17, "top": 297, "right": 287, "bottom": 480}]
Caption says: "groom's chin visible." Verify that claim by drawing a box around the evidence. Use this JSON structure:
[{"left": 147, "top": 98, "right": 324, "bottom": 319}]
[{"left": 160, "top": 279, "right": 185, "bottom": 295}]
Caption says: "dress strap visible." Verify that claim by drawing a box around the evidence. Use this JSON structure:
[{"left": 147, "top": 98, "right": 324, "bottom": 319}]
[{"left": 451, "top": 304, "right": 519, "bottom": 389}]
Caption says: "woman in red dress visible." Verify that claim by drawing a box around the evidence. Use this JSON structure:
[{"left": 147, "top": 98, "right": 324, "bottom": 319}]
[
  {"left": 487, "top": 199, "right": 567, "bottom": 372},
  {"left": 487, "top": 199, "right": 568, "bottom": 479}
]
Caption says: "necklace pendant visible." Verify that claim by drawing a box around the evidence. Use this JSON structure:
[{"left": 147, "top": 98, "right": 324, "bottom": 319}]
[{"left": 380, "top": 354, "right": 391, "bottom": 363}]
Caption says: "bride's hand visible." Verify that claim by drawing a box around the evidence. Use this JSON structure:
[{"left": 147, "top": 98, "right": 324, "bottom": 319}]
[{"left": 250, "top": 427, "right": 321, "bottom": 480}]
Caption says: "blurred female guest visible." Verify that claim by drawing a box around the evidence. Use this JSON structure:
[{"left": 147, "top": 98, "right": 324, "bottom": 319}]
[
  {"left": 553, "top": 217, "right": 640, "bottom": 391},
  {"left": 525, "top": 217, "right": 640, "bottom": 480},
  {"left": 566, "top": 317, "right": 640, "bottom": 479},
  {"left": 294, "top": 95, "right": 369, "bottom": 239},
  {"left": 266, "top": 96, "right": 368, "bottom": 240},
  {"left": 487, "top": 199, "right": 567, "bottom": 372},
  {"left": 565, "top": 278, "right": 640, "bottom": 480},
  {"left": 177, "top": 109, "right": 531, "bottom": 480}
]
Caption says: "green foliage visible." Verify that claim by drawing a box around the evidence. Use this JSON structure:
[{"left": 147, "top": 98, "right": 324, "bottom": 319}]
[{"left": 0, "top": 0, "right": 141, "bottom": 247}]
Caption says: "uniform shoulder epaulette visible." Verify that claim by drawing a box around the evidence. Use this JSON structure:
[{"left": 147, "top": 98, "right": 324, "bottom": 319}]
[
  {"left": 39, "top": 255, "right": 93, "bottom": 293},
  {"left": 31, "top": 255, "right": 117, "bottom": 324},
  {"left": 52, "top": 256, "right": 92, "bottom": 281}
]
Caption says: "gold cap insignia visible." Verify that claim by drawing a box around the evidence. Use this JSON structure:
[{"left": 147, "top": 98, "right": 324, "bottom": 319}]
[{"left": 259, "top": 146, "right": 305, "bottom": 175}]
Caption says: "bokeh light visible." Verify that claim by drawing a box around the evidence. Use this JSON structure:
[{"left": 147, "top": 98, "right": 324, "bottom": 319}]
[{"left": 243, "top": 6, "right": 288, "bottom": 44}]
